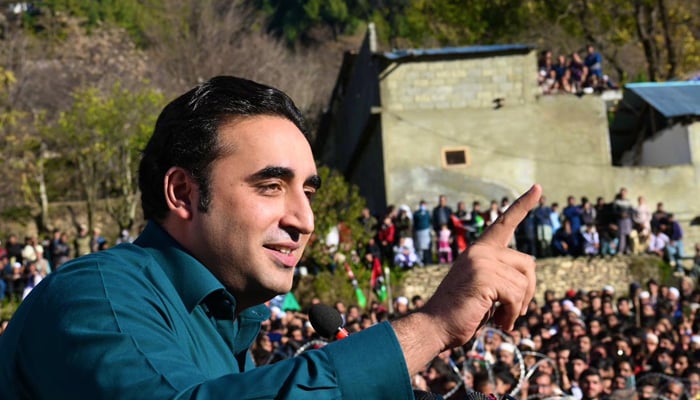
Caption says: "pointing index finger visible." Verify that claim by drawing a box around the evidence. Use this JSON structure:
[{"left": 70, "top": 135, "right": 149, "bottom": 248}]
[{"left": 480, "top": 184, "right": 542, "bottom": 247}]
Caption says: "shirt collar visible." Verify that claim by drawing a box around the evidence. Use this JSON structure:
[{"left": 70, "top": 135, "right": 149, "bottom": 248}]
[{"left": 134, "top": 221, "right": 226, "bottom": 313}]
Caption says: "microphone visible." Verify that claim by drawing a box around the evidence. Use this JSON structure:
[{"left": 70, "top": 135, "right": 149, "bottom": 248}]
[{"left": 308, "top": 304, "right": 349, "bottom": 340}]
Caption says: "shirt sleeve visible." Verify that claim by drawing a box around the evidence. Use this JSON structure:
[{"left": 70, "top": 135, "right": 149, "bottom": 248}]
[
  {"left": 3, "top": 256, "right": 413, "bottom": 400},
  {"left": 190, "top": 323, "right": 414, "bottom": 400}
]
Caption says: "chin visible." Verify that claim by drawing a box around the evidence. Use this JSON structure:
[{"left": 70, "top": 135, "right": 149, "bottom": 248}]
[{"left": 264, "top": 276, "right": 294, "bottom": 296}]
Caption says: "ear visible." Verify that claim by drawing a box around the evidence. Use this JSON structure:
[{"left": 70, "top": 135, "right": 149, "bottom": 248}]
[{"left": 163, "top": 166, "right": 197, "bottom": 220}]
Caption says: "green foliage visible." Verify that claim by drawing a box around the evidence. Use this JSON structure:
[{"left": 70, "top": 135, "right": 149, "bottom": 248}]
[
  {"left": 531, "top": 0, "right": 700, "bottom": 82},
  {"left": 305, "top": 166, "right": 369, "bottom": 267},
  {"left": 51, "top": 82, "right": 163, "bottom": 175},
  {"left": 397, "top": 0, "right": 530, "bottom": 46},
  {"left": 0, "top": 205, "right": 34, "bottom": 222},
  {"left": 255, "top": 0, "right": 539, "bottom": 47},
  {"left": 293, "top": 261, "right": 406, "bottom": 311},
  {"left": 0, "top": 299, "right": 21, "bottom": 322},
  {"left": 0, "top": 70, "right": 45, "bottom": 214},
  {"left": 655, "top": 259, "right": 676, "bottom": 286},
  {"left": 257, "top": 0, "right": 371, "bottom": 43},
  {"left": 626, "top": 254, "right": 675, "bottom": 286},
  {"left": 288, "top": 165, "right": 415, "bottom": 309},
  {"left": 43, "top": 82, "right": 165, "bottom": 229},
  {"left": 37, "top": 0, "right": 154, "bottom": 45},
  {"left": 296, "top": 270, "right": 358, "bottom": 306}
]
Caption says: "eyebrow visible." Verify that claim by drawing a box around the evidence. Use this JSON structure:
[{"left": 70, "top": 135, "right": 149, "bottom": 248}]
[{"left": 247, "top": 166, "right": 322, "bottom": 190}]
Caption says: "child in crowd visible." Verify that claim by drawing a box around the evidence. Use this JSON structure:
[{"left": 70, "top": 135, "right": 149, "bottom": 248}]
[{"left": 438, "top": 224, "right": 452, "bottom": 264}]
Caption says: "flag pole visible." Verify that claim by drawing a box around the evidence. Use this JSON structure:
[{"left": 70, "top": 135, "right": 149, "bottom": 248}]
[{"left": 384, "top": 266, "right": 393, "bottom": 315}]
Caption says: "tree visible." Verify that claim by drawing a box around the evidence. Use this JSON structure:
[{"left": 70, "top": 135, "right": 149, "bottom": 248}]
[
  {"left": 258, "top": 0, "right": 371, "bottom": 43},
  {"left": 30, "top": 0, "right": 156, "bottom": 45},
  {"left": 0, "top": 67, "right": 41, "bottom": 225},
  {"left": 0, "top": 15, "right": 160, "bottom": 232},
  {"left": 532, "top": 0, "right": 700, "bottom": 82},
  {"left": 47, "top": 83, "right": 164, "bottom": 232},
  {"left": 415, "top": 0, "right": 529, "bottom": 45},
  {"left": 143, "top": 0, "right": 333, "bottom": 135}
]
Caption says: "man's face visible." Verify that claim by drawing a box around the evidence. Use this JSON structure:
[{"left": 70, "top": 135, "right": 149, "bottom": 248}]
[
  {"left": 542, "top": 311, "right": 553, "bottom": 324},
  {"left": 617, "top": 361, "right": 633, "bottom": 377},
  {"left": 618, "top": 300, "right": 630, "bottom": 314},
  {"left": 639, "top": 384, "right": 656, "bottom": 399},
  {"left": 688, "top": 372, "right": 700, "bottom": 396},
  {"left": 674, "top": 355, "right": 689, "bottom": 374},
  {"left": 578, "top": 336, "right": 591, "bottom": 353},
  {"left": 602, "top": 301, "right": 614, "bottom": 315},
  {"left": 581, "top": 374, "right": 603, "bottom": 399},
  {"left": 657, "top": 351, "right": 673, "bottom": 369},
  {"left": 535, "top": 375, "right": 553, "bottom": 397},
  {"left": 187, "top": 116, "right": 317, "bottom": 310},
  {"left": 498, "top": 350, "right": 514, "bottom": 366},
  {"left": 664, "top": 383, "right": 683, "bottom": 400},
  {"left": 572, "top": 323, "right": 586, "bottom": 338},
  {"left": 550, "top": 301, "right": 561, "bottom": 315},
  {"left": 616, "top": 340, "right": 631, "bottom": 357},
  {"left": 557, "top": 349, "right": 570, "bottom": 365},
  {"left": 572, "top": 359, "right": 588, "bottom": 379}
]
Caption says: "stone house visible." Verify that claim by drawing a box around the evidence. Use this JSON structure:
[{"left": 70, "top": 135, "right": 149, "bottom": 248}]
[{"left": 314, "top": 26, "right": 700, "bottom": 252}]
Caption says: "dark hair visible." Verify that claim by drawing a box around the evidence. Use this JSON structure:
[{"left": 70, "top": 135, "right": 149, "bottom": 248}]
[
  {"left": 139, "top": 76, "right": 308, "bottom": 221},
  {"left": 579, "top": 367, "right": 601, "bottom": 381},
  {"left": 570, "top": 349, "right": 587, "bottom": 362}
]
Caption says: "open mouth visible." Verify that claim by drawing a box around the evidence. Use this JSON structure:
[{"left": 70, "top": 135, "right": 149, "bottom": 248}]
[{"left": 264, "top": 245, "right": 293, "bottom": 255}]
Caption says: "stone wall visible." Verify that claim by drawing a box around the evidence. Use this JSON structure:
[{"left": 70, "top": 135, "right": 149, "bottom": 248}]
[
  {"left": 382, "top": 53, "right": 537, "bottom": 111},
  {"left": 399, "top": 255, "right": 674, "bottom": 303}
]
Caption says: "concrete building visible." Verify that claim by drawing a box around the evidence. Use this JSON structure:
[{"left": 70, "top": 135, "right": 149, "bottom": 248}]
[{"left": 314, "top": 27, "right": 700, "bottom": 252}]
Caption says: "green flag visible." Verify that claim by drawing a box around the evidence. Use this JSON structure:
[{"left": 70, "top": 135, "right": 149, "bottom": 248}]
[
  {"left": 282, "top": 292, "right": 301, "bottom": 311},
  {"left": 376, "top": 283, "right": 387, "bottom": 302},
  {"left": 354, "top": 286, "right": 367, "bottom": 309}
]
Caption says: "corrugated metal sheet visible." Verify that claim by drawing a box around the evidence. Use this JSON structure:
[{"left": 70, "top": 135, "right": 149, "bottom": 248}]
[{"left": 626, "top": 81, "right": 700, "bottom": 118}]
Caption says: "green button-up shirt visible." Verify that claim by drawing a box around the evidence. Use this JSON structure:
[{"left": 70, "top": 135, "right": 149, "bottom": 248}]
[{"left": 0, "top": 222, "right": 413, "bottom": 399}]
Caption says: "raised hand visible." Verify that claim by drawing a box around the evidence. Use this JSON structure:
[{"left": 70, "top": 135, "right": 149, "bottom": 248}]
[{"left": 393, "top": 184, "right": 542, "bottom": 374}]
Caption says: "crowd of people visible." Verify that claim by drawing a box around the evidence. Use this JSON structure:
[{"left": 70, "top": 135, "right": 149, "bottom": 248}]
[
  {"left": 358, "top": 187, "right": 692, "bottom": 276},
  {"left": 3, "top": 185, "right": 690, "bottom": 305},
  {"left": 6, "top": 220, "right": 695, "bottom": 399},
  {"left": 0, "top": 182, "right": 696, "bottom": 399},
  {"left": 0, "top": 225, "right": 136, "bottom": 304},
  {"left": 537, "top": 45, "right": 618, "bottom": 96},
  {"left": 243, "top": 280, "right": 700, "bottom": 400},
  {"left": 521, "top": 187, "right": 690, "bottom": 277}
]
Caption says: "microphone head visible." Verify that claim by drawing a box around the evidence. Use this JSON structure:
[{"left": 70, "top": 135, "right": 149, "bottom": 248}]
[
  {"left": 464, "top": 391, "right": 493, "bottom": 400},
  {"left": 465, "top": 391, "right": 511, "bottom": 400},
  {"left": 413, "top": 390, "right": 445, "bottom": 400},
  {"left": 308, "top": 304, "right": 343, "bottom": 339}
]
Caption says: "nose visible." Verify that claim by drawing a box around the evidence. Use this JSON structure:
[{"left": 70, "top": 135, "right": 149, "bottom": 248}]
[{"left": 281, "top": 187, "right": 315, "bottom": 239}]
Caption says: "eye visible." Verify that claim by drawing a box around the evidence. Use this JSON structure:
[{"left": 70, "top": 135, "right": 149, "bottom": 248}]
[
  {"left": 258, "top": 182, "right": 284, "bottom": 195},
  {"left": 304, "top": 187, "right": 317, "bottom": 201}
]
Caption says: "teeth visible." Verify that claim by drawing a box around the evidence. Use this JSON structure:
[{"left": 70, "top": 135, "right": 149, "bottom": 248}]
[{"left": 270, "top": 246, "right": 291, "bottom": 255}]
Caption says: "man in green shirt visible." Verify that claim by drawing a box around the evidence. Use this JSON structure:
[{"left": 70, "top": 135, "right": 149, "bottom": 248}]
[{"left": 0, "top": 76, "right": 541, "bottom": 399}]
